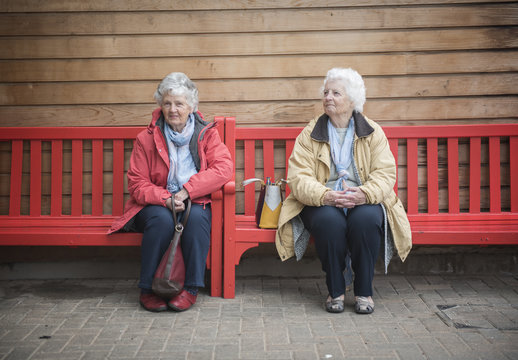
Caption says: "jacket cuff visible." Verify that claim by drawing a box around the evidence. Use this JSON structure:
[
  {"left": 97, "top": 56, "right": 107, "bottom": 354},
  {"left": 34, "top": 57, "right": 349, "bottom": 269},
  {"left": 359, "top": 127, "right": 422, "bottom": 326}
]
[
  {"left": 182, "top": 182, "right": 193, "bottom": 198},
  {"left": 161, "top": 192, "right": 172, "bottom": 206},
  {"left": 319, "top": 188, "right": 330, "bottom": 206}
]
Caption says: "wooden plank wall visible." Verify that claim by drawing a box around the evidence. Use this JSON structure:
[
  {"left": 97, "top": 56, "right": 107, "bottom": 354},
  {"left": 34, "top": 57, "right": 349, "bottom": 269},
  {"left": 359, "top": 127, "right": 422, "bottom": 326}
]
[
  {"left": 0, "top": 0, "right": 517, "bottom": 215},
  {"left": 0, "top": 0, "right": 517, "bottom": 127}
]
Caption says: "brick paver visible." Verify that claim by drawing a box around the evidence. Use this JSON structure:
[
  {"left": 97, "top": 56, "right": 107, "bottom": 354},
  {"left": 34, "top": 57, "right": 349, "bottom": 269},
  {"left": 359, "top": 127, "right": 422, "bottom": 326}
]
[{"left": 1, "top": 275, "right": 517, "bottom": 359}]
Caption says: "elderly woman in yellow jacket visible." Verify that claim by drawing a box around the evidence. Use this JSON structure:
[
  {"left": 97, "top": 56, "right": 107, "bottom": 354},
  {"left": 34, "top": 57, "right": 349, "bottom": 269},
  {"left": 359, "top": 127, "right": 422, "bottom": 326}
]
[{"left": 276, "top": 68, "right": 411, "bottom": 314}]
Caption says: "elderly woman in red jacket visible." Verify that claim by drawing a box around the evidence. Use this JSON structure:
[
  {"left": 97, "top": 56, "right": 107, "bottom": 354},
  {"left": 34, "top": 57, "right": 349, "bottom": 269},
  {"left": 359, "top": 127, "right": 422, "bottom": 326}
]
[{"left": 110, "top": 72, "right": 232, "bottom": 312}]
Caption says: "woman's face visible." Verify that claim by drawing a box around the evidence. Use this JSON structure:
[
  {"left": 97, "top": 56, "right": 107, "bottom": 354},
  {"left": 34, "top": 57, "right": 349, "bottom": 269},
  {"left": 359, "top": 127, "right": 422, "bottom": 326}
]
[
  {"left": 323, "top": 80, "right": 355, "bottom": 118},
  {"left": 161, "top": 93, "right": 193, "bottom": 132}
]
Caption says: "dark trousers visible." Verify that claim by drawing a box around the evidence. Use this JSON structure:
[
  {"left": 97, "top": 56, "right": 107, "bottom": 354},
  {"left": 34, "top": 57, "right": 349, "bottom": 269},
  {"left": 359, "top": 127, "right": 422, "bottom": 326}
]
[
  {"left": 300, "top": 204, "right": 383, "bottom": 298},
  {"left": 134, "top": 204, "right": 211, "bottom": 291}
]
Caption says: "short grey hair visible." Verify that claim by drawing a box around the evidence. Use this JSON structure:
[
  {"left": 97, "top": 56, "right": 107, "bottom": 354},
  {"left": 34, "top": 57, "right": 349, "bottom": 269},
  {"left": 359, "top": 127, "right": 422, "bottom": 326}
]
[
  {"left": 154, "top": 72, "right": 199, "bottom": 111},
  {"left": 321, "top": 68, "right": 366, "bottom": 113}
]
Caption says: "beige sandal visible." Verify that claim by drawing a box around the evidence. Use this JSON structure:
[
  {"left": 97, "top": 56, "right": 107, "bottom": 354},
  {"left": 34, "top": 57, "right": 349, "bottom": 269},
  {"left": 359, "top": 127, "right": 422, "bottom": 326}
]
[
  {"left": 355, "top": 296, "right": 374, "bottom": 314},
  {"left": 325, "top": 295, "right": 344, "bottom": 313}
]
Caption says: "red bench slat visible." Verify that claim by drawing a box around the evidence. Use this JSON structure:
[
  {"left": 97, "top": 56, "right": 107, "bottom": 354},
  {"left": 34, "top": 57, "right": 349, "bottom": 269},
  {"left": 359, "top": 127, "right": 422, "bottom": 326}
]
[
  {"left": 71, "top": 139, "right": 83, "bottom": 216},
  {"left": 51, "top": 140, "right": 63, "bottom": 216},
  {"left": 112, "top": 139, "right": 125, "bottom": 216},
  {"left": 30, "top": 140, "right": 42, "bottom": 217},
  {"left": 388, "top": 138, "right": 399, "bottom": 195},
  {"left": 244, "top": 139, "right": 256, "bottom": 216},
  {"left": 92, "top": 139, "right": 104, "bottom": 216},
  {"left": 511, "top": 136, "right": 518, "bottom": 213},
  {"left": 406, "top": 139, "right": 419, "bottom": 214},
  {"left": 427, "top": 138, "right": 439, "bottom": 214},
  {"left": 447, "top": 138, "right": 460, "bottom": 214},
  {"left": 469, "top": 137, "right": 481, "bottom": 213},
  {"left": 489, "top": 136, "right": 501, "bottom": 213},
  {"left": 9, "top": 140, "right": 23, "bottom": 216}
]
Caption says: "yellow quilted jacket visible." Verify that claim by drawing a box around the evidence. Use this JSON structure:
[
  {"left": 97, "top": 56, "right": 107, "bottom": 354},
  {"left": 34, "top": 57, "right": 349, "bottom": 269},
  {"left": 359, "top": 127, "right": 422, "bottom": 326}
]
[{"left": 275, "top": 112, "right": 412, "bottom": 263}]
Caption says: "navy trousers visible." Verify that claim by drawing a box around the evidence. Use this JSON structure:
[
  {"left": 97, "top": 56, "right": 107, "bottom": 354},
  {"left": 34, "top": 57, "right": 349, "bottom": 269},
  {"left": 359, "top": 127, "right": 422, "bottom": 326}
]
[
  {"left": 300, "top": 204, "right": 383, "bottom": 298},
  {"left": 134, "top": 203, "right": 211, "bottom": 291}
]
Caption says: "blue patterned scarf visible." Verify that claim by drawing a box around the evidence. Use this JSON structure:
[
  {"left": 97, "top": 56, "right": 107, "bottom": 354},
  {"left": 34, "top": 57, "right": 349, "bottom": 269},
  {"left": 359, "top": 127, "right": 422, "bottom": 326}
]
[
  {"left": 164, "top": 113, "right": 197, "bottom": 194},
  {"left": 328, "top": 117, "right": 355, "bottom": 213}
]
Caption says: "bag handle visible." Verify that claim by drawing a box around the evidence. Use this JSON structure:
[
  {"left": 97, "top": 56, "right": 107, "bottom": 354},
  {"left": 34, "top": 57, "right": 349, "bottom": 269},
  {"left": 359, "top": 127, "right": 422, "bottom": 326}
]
[
  {"left": 242, "top": 178, "right": 287, "bottom": 187},
  {"left": 171, "top": 198, "right": 192, "bottom": 234}
]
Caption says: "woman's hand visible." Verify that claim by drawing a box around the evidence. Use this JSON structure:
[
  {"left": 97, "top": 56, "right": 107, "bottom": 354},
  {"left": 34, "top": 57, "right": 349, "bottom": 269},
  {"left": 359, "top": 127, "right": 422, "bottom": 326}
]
[
  {"left": 165, "top": 188, "right": 189, "bottom": 212},
  {"left": 174, "top": 189, "right": 189, "bottom": 203},
  {"left": 323, "top": 181, "right": 366, "bottom": 208}
]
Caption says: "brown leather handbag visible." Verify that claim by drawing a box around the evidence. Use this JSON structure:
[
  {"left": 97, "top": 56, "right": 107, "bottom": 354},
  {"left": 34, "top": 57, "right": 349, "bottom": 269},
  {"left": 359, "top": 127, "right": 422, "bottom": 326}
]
[{"left": 152, "top": 199, "right": 191, "bottom": 298}]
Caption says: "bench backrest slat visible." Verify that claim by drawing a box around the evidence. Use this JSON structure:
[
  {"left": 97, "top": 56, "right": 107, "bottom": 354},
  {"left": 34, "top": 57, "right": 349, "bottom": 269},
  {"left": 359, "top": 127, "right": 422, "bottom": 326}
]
[
  {"left": 112, "top": 139, "right": 125, "bottom": 216},
  {"left": 447, "top": 138, "right": 460, "bottom": 214},
  {"left": 285, "top": 139, "right": 295, "bottom": 198},
  {"left": 469, "top": 137, "right": 481, "bottom": 213},
  {"left": 244, "top": 139, "right": 256, "bottom": 216},
  {"left": 489, "top": 137, "right": 502, "bottom": 213},
  {"left": 406, "top": 139, "right": 419, "bottom": 214},
  {"left": 9, "top": 140, "right": 23, "bottom": 216},
  {"left": 427, "top": 138, "right": 439, "bottom": 214},
  {"left": 71, "top": 140, "right": 83, "bottom": 216},
  {"left": 91, "top": 139, "right": 104, "bottom": 216},
  {"left": 30, "top": 140, "right": 42, "bottom": 216},
  {"left": 511, "top": 137, "right": 518, "bottom": 213},
  {"left": 388, "top": 138, "right": 399, "bottom": 195},
  {"left": 51, "top": 140, "right": 63, "bottom": 216}
]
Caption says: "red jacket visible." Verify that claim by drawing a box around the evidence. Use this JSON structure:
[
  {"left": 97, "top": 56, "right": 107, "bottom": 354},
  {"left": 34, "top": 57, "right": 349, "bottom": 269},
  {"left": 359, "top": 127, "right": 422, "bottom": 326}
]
[{"left": 109, "top": 108, "right": 233, "bottom": 233}]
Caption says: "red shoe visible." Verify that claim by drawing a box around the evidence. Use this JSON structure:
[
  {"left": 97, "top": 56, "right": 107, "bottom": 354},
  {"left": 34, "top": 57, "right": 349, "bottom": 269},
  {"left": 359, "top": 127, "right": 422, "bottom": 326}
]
[
  {"left": 168, "top": 290, "right": 197, "bottom": 312},
  {"left": 139, "top": 293, "right": 167, "bottom": 312}
]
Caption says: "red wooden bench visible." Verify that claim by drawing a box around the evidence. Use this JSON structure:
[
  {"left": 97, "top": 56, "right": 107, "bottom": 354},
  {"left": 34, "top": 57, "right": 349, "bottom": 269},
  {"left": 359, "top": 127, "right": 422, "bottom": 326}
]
[
  {"left": 223, "top": 117, "right": 518, "bottom": 298},
  {"left": 0, "top": 119, "right": 226, "bottom": 297}
]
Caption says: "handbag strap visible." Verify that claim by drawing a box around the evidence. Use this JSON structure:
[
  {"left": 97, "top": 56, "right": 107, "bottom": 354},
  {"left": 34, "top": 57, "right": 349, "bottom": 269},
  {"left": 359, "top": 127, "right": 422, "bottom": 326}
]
[{"left": 171, "top": 198, "right": 192, "bottom": 234}]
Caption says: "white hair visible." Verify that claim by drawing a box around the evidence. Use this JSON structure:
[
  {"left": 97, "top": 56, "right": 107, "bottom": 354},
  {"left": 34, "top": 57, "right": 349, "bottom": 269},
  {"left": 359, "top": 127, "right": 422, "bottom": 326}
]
[
  {"left": 321, "top": 68, "right": 366, "bottom": 113},
  {"left": 153, "top": 72, "right": 199, "bottom": 111}
]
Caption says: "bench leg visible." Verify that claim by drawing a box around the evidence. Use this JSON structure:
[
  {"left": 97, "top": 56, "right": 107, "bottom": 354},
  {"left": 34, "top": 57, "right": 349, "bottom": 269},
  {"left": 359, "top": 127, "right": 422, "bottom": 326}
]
[
  {"left": 223, "top": 184, "right": 237, "bottom": 299},
  {"left": 223, "top": 233, "right": 236, "bottom": 299},
  {"left": 210, "top": 233, "right": 222, "bottom": 297},
  {"left": 209, "top": 190, "right": 224, "bottom": 297}
]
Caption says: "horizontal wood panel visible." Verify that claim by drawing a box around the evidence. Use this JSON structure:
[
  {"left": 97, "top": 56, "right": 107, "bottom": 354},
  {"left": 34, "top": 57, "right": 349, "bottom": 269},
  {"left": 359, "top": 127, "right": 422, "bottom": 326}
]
[
  {"left": 2, "top": 74, "right": 516, "bottom": 105},
  {"left": 2, "top": 51, "right": 518, "bottom": 82},
  {"left": 1, "top": 97, "right": 517, "bottom": 127},
  {"left": 2, "top": 28, "right": 517, "bottom": 59},
  {"left": 2, "top": 0, "right": 514, "bottom": 12},
  {"left": 2, "top": 5, "right": 517, "bottom": 36}
]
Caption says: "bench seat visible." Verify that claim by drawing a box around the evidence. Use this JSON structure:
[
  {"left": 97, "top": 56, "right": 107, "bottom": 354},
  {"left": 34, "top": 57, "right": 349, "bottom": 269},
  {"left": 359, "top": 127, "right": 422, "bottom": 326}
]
[{"left": 0, "top": 217, "right": 141, "bottom": 246}]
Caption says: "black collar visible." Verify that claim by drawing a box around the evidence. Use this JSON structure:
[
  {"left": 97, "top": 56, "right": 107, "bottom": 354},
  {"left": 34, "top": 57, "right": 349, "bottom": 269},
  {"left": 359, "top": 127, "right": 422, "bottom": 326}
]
[{"left": 310, "top": 111, "right": 374, "bottom": 142}]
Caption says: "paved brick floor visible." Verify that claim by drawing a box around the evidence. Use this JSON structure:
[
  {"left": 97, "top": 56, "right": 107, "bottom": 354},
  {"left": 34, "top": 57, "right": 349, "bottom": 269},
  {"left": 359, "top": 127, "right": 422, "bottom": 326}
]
[{"left": 1, "top": 275, "right": 517, "bottom": 359}]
